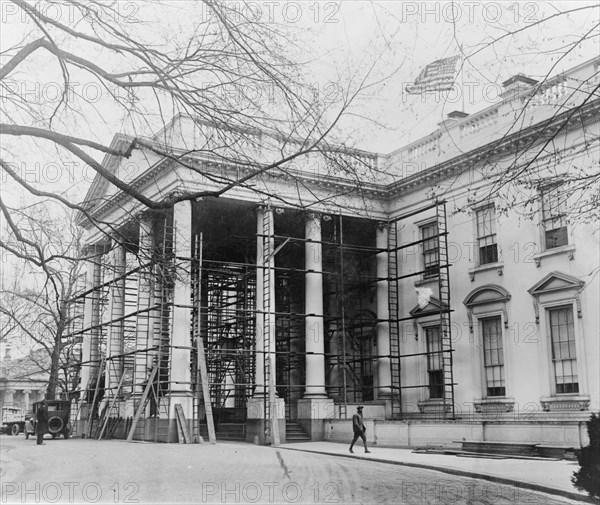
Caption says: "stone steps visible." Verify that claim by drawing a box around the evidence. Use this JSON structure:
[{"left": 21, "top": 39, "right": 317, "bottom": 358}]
[{"left": 285, "top": 421, "right": 311, "bottom": 442}]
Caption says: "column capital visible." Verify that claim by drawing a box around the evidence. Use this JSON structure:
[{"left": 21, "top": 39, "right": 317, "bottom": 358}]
[
  {"left": 305, "top": 210, "right": 321, "bottom": 221},
  {"left": 376, "top": 221, "right": 389, "bottom": 231},
  {"left": 134, "top": 209, "right": 163, "bottom": 223},
  {"left": 81, "top": 242, "right": 110, "bottom": 257}
]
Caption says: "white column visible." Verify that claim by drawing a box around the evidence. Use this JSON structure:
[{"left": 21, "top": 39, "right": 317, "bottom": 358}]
[
  {"left": 106, "top": 241, "right": 126, "bottom": 395},
  {"left": 81, "top": 246, "right": 102, "bottom": 396},
  {"left": 4, "top": 389, "right": 15, "bottom": 405},
  {"left": 303, "top": 212, "right": 327, "bottom": 398},
  {"left": 253, "top": 206, "right": 266, "bottom": 397},
  {"left": 23, "top": 390, "right": 30, "bottom": 413},
  {"left": 135, "top": 215, "right": 155, "bottom": 396},
  {"left": 376, "top": 223, "right": 392, "bottom": 398},
  {"left": 248, "top": 206, "right": 284, "bottom": 438},
  {"left": 169, "top": 201, "right": 193, "bottom": 418}
]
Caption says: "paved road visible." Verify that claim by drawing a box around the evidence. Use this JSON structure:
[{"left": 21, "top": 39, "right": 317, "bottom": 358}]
[{"left": 0, "top": 436, "right": 584, "bottom": 504}]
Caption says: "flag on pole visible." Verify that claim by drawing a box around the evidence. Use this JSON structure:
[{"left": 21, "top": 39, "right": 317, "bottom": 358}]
[{"left": 405, "top": 55, "right": 461, "bottom": 94}]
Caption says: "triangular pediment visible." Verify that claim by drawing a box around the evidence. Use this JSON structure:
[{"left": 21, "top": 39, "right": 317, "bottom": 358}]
[
  {"left": 528, "top": 271, "right": 584, "bottom": 296},
  {"left": 463, "top": 284, "right": 511, "bottom": 307},
  {"left": 82, "top": 134, "right": 138, "bottom": 205},
  {"left": 409, "top": 297, "right": 449, "bottom": 318}
]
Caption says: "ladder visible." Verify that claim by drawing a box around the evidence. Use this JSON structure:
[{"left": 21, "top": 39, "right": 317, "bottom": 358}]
[
  {"left": 85, "top": 357, "right": 106, "bottom": 439},
  {"left": 97, "top": 362, "right": 126, "bottom": 440},
  {"left": 436, "top": 202, "right": 455, "bottom": 419},
  {"left": 387, "top": 220, "right": 402, "bottom": 420},
  {"left": 192, "top": 233, "right": 216, "bottom": 444},
  {"left": 262, "top": 206, "right": 273, "bottom": 443},
  {"left": 337, "top": 214, "right": 348, "bottom": 420},
  {"left": 126, "top": 364, "right": 157, "bottom": 441}
]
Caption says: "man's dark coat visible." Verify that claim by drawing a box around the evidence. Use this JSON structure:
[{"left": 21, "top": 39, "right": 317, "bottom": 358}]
[{"left": 35, "top": 404, "right": 48, "bottom": 435}]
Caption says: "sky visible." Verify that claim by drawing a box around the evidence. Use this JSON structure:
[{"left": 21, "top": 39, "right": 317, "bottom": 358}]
[
  {"left": 2, "top": 1, "right": 598, "bottom": 155},
  {"left": 0, "top": 1, "right": 598, "bottom": 205}
]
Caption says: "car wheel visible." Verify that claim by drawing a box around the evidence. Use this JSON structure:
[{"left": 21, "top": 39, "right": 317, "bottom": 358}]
[
  {"left": 11, "top": 424, "right": 19, "bottom": 436},
  {"left": 48, "top": 416, "right": 64, "bottom": 434}
]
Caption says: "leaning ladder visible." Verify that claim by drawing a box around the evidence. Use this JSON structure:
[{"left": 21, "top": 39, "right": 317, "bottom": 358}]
[
  {"left": 192, "top": 233, "right": 216, "bottom": 444},
  {"left": 85, "top": 357, "right": 106, "bottom": 439},
  {"left": 97, "top": 363, "right": 126, "bottom": 440}
]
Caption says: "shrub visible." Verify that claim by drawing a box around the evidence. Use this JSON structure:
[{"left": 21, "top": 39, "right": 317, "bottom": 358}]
[{"left": 572, "top": 412, "right": 600, "bottom": 499}]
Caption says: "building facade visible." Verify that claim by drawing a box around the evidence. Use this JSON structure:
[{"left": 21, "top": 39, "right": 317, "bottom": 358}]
[{"left": 73, "top": 58, "right": 599, "bottom": 447}]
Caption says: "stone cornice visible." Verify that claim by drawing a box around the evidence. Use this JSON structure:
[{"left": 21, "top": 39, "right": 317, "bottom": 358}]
[
  {"left": 80, "top": 98, "right": 600, "bottom": 229},
  {"left": 386, "top": 97, "right": 600, "bottom": 199}
]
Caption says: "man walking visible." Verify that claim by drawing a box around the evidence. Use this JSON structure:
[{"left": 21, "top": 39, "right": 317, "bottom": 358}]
[
  {"left": 349, "top": 406, "right": 370, "bottom": 454},
  {"left": 35, "top": 400, "right": 48, "bottom": 445}
]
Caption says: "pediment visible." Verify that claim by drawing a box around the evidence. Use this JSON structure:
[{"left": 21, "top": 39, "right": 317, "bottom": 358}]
[
  {"left": 463, "top": 284, "right": 511, "bottom": 307},
  {"left": 82, "top": 134, "right": 138, "bottom": 206},
  {"left": 409, "top": 297, "right": 449, "bottom": 318},
  {"left": 527, "top": 271, "right": 584, "bottom": 296}
]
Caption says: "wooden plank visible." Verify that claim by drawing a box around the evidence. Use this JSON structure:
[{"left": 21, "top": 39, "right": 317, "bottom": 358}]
[
  {"left": 126, "top": 365, "right": 158, "bottom": 442},
  {"left": 174, "top": 403, "right": 191, "bottom": 444},
  {"left": 98, "top": 366, "right": 126, "bottom": 440},
  {"left": 197, "top": 334, "right": 216, "bottom": 444},
  {"left": 86, "top": 357, "right": 105, "bottom": 439}
]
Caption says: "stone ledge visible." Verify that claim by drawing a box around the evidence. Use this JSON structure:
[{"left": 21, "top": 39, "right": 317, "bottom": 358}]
[
  {"left": 417, "top": 400, "right": 451, "bottom": 414},
  {"left": 540, "top": 396, "right": 590, "bottom": 412},
  {"left": 473, "top": 398, "right": 515, "bottom": 413}
]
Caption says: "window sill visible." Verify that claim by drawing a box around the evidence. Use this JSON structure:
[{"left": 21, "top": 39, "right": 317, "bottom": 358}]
[
  {"left": 468, "top": 262, "right": 504, "bottom": 282},
  {"left": 414, "top": 276, "right": 439, "bottom": 287},
  {"left": 417, "top": 400, "right": 451, "bottom": 414},
  {"left": 533, "top": 245, "right": 575, "bottom": 267},
  {"left": 540, "top": 395, "right": 589, "bottom": 412},
  {"left": 473, "top": 397, "right": 515, "bottom": 413}
]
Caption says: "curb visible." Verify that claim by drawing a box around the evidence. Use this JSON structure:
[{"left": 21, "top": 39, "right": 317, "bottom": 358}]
[{"left": 276, "top": 446, "right": 598, "bottom": 504}]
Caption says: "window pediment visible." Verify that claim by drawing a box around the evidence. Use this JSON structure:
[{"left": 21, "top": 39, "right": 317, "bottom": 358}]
[
  {"left": 409, "top": 297, "right": 449, "bottom": 318},
  {"left": 463, "top": 285, "right": 511, "bottom": 332},
  {"left": 463, "top": 284, "right": 511, "bottom": 307},
  {"left": 528, "top": 272, "right": 583, "bottom": 323},
  {"left": 527, "top": 271, "right": 584, "bottom": 296}
]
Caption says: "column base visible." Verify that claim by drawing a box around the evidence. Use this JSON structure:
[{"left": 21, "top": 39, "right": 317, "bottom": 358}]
[
  {"left": 297, "top": 398, "right": 335, "bottom": 441},
  {"left": 246, "top": 396, "right": 286, "bottom": 445}
]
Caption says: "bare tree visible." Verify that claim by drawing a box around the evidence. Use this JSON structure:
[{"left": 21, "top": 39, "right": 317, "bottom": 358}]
[
  {"left": 1, "top": 1, "right": 385, "bottom": 231},
  {"left": 437, "top": 3, "right": 600, "bottom": 224},
  {"left": 0, "top": 203, "right": 85, "bottom": 399},
  {"left": 0, "top": 0, "right": 392, "bottom": 400}
]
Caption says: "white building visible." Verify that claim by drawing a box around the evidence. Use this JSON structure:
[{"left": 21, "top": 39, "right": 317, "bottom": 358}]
[{"left": 74, "top": 57, "right": 599, "bottom": 449}]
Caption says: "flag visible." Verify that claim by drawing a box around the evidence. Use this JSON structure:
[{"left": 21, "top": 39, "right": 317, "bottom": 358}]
[{"left": 405, "top": 55, "right": 461, "bottom": 94}]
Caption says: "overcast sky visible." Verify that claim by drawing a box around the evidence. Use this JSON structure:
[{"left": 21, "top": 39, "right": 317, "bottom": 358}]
[{"left": 0, "top": 0, "right": 598, "bottom": 204}]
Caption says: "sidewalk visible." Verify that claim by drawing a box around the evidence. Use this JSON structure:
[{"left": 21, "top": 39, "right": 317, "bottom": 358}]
[{"left": 278, "top": 441, "right": 596, "bottom": 503}]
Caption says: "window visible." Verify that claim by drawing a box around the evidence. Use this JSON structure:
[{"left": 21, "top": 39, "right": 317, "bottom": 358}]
[
  {"left": 541, "top": 185, "right": 568, "bottom": 249},
  {"left": 549, "top": 306, "right": 578, "bottom": 394},
  {"left": 481, "top": 316, "right": 505, "bottom": 396},
  {"left": 421, "top": 222, "right": 439, "bottom": 278},
  {"left": 426, "top": 326, "right": 443, "bottom": 399},
  {"left": 476, "top": 205, "right": 498, "bottom": 265}
]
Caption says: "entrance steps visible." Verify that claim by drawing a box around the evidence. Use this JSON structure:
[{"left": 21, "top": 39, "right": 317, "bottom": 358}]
[{"left": 285, "top": 421, "right": 311, "bottom": 442}]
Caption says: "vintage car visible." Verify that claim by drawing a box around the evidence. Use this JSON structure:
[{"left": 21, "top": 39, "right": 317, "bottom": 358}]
[{"left": 31, "top": 400, "right": 72, "bottom": 440}]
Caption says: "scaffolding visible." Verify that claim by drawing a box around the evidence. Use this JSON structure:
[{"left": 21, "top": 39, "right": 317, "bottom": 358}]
[{"left": 64, "top": 198, "right": 455, "bottom": 444}]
